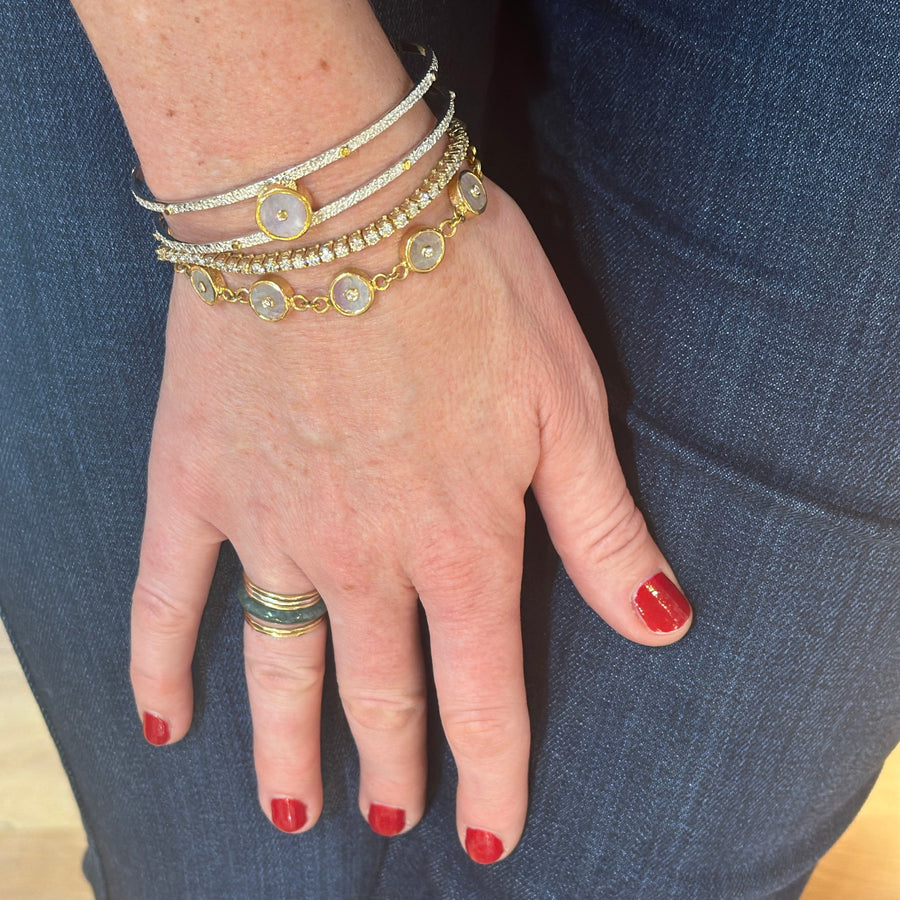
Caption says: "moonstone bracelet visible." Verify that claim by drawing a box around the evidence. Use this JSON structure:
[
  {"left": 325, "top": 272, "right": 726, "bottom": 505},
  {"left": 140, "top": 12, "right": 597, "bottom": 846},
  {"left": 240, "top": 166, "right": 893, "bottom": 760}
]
[
  {"left": 176, "top": 164, "right": 487, "bottom": 320},
  {"left": 131, "top": 43, "right": 439, "bottom": 216},
  {"left": 155, "top": 120, "right": 470, "bottom": 273},
  {"left": 153, "top": 89, "right": 456, "bottom": 256}
]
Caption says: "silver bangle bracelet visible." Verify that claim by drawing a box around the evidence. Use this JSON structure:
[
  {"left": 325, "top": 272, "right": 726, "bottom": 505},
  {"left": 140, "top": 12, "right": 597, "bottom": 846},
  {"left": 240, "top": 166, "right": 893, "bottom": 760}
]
[
  {"left": 154, "top": 120, "right": 470, "bottom": 273},
  {"left": 152, "top": 89, "right": 456, "bottom": 257},
  {"left": 131, "top": 43, "right": 438, "bottom": 216}
]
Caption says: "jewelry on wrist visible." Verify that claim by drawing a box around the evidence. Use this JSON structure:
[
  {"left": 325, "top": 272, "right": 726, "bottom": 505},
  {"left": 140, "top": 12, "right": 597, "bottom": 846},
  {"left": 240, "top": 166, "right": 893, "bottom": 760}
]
[
  {"left": 155, "top": 120, "right": 470, "bottom": 273},
  {"left": 176, "top": 164, "right": 487, "bottom": 320},
  {"left": 131, "top": 43, "right": 439, "bottom": 216},
  {"left": 152, "top": 88, "right": 455, "bottom": 254}
]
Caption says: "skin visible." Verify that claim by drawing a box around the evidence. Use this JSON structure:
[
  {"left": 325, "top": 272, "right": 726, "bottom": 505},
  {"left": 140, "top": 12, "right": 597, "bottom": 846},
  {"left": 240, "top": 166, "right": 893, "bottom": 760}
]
[{"left": 72, "top": 0, "right": 691, "bottom": 861}]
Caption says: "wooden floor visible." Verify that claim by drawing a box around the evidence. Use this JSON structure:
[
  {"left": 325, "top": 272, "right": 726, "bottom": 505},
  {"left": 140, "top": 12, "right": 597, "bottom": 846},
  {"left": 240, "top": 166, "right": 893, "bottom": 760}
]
[{"left": 1, "top": 624, "right": 897, "bottom": 899}]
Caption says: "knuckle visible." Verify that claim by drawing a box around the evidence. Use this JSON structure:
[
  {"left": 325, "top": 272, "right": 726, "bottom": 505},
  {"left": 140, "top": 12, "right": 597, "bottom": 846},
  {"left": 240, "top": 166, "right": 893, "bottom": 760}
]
[
  {"left": 342, "top": 691, "right": 424, "bottom": 734},
  {"left": 132, "top": 580, "right": 187, "bottom": 638},
  {"left": 246, "top": 654, "right": 324, "bottom": 700},
  {"left": 420, "top": 547, "right": 482, "bottom": 592},
  {"left": 442, "top": 707, "right": 520, "bottom": 761},
  {"left": 322, "top": 557, "right": 379, "bottom": 598},
  {"left": 150, "top": 447, "right": 211, "bottom": 508},
  {"left": 577, "top": 488, "right": 649, "bottom": 567},
  {"left": 414, "top": 528, "right": 514, "bottom": 595}
]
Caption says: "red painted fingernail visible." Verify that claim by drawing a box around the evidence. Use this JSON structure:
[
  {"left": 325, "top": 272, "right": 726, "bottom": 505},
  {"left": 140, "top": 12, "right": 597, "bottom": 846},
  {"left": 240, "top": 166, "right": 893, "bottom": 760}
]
[
  {"left": 465, "top": 827, "right": 504, "bottom": 864},
  {"left": 633, "top": 572, "right": 692, "bottom": 633},
  {"left": 271, "top": 798, "right": 307, "bottom": 833},
  {"left": 368, "top": 803, "right": 406, "bottom": 836},
  {"left": 142, "top": 712, "right": 170, "bottom": 746}
]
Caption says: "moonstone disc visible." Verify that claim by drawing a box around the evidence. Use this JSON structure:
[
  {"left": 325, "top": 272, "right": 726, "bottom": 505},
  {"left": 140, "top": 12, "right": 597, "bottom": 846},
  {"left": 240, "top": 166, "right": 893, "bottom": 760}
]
[
  {"left": 189, "top": 266, "right": 221, "bottom": 305},
  {"left": 256, "top": 186, "right": 311, "bottom": 241},
  {"left": 330, "top": 271, "right": 374, "bottom": 316},
  {"left": 452, "top": 170, "right": 488, "bottom": 217},
  {"left": 249, "top": 279, "right": 289, "bottom": 321},
  {"left": 404, "top": 227, "right": 445, "bottom": 273}
]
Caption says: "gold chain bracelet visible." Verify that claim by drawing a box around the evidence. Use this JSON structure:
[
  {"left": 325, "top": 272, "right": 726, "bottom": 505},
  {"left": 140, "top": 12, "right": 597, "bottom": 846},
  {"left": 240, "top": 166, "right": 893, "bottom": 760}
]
[{"left": 176, "top": 167, "right": 487, "bottom": 320}]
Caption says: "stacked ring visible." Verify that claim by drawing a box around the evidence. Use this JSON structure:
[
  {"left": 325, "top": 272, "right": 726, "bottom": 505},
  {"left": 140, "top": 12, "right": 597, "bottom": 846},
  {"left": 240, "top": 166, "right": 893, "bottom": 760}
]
[{"left": 238, "top": 573, "right": 328, "bottom": 637}]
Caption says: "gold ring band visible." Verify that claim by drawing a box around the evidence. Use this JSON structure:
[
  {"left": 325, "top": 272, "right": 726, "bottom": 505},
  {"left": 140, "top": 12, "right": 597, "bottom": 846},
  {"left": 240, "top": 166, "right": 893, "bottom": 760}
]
[{"left": 242, "top": 573, "right": 322, "bottom": 610}]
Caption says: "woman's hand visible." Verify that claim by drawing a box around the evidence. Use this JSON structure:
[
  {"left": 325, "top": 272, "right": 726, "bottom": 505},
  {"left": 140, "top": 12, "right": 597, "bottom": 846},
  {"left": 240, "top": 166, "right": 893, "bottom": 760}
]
[{"left": 129, "top": 182, "right": 692, "bottom": 862}]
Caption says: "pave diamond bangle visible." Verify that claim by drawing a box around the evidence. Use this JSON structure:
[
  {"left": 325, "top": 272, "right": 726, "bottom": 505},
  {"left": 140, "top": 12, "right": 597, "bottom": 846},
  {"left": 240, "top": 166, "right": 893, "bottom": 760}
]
[
  {"left": 131, "top": 43, "right": 439, "bottom": 216},
  {"left": 154, "top": 120, "right": 470, "bottom": 273},
  {"left": 174, "top": 164, "right": 487, "bottom": 320},
  {"left": 152, "top": 89, "right": 455, "bottom": 256}
]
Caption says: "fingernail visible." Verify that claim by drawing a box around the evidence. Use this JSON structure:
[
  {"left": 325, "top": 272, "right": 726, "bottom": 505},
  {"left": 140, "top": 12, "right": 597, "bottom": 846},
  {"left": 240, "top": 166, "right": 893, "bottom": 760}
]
[
  {"left": 633, "top": 572, "right": 692, "bottom": 633},
  {"left": 465, "top": 827, "right": 504, "bottom": 864},
  {"left": 142, "top": 712, "right": 170, "bottom": 746},
  {"left": 368, "top": 803, "right": 406, "bottom": 837},
  {"left": 271, "top": 797, "right": 307, "bottom": 833}
]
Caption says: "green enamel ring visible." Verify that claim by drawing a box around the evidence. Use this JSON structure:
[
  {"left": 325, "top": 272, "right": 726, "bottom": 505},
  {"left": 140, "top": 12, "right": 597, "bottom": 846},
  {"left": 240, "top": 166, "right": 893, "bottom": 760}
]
[{"left": 237, "top": 583, "right": 327, "bottom": 627}]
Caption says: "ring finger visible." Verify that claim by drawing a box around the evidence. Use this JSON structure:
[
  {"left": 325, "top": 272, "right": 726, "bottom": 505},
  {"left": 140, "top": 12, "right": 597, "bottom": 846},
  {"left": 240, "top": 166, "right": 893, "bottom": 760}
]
[{"left": 240, "top": 551, "right": 328, "bottom": 834}]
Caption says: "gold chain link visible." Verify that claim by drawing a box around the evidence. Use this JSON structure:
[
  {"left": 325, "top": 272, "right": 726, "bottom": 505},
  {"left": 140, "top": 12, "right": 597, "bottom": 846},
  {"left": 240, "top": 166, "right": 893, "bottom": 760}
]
[
  {"left": 372, "top": 263, "right": 410, "bottom": 292},
  {"left": 287, "top": 293, "right": 331, "bottom": 314}
]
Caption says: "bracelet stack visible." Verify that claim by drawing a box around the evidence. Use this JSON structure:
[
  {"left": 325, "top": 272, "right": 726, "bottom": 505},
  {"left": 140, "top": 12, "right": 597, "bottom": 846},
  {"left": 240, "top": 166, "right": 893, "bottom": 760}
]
[{"left": 133, "top": 44, "right": 489, "bottom": 321}]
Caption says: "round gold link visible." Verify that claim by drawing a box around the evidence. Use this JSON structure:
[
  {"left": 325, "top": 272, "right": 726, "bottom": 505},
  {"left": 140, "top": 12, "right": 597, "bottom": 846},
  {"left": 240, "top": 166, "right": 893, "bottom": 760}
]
[{"left": 372, "top": 264, "right": 409, "bottom": 291}]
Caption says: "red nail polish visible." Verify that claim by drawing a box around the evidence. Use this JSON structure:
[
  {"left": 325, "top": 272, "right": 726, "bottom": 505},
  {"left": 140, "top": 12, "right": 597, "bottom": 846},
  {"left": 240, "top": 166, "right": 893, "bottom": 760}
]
[
  {"left": 633, "top": 572, "right": 692, "bottom": 633},
  {"left": 368, "top": 803, "right": 406, "bottom": 837},
  {"left": 271, "top": 797, "right": 307, "bottom": 833},
  {"left": 465, "top": 827, "right": 504, "bottom": 864},
  {"left": 142, "top": 712, "right": 170, "bottom": 746}
]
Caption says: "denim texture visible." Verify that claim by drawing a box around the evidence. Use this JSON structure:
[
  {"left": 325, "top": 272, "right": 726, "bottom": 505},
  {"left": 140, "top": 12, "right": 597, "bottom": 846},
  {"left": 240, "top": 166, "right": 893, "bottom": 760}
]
[{"left": 1, "top": 1, "right": 898, "bottom": 898}]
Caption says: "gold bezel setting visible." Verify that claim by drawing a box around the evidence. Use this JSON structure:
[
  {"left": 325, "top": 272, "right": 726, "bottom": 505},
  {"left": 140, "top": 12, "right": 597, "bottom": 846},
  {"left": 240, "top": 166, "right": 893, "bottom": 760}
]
[
  {"left": 404, "top": 227, "right": 445, "bottom": 273},
  {"left": 249, "top": 276, "right": 291, "bottom": 321},
  {"left": 255, "top": 183, "right": 313, "bottom": 241},
  {"left": 330, "top": 269, "right": 375, "bottom": 317},
  {"left": 449, "top": 169, "right": 487, "bottom": 218},
  {"left": 189, "top": 266, "right": 225, "bottom": 304}
]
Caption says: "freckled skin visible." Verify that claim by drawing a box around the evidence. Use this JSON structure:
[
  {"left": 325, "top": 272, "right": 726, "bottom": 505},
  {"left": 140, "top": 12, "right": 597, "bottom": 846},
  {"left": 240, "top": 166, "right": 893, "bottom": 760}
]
[{"left": 70, "top": 0, "right": 412, "bottom": 201}]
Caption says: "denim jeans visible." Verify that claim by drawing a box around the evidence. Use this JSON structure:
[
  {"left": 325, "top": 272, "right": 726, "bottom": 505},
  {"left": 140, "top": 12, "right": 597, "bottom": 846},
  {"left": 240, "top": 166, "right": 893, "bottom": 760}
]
[{"left": 1, "top": 1, "right": 898, "bottom": 897}]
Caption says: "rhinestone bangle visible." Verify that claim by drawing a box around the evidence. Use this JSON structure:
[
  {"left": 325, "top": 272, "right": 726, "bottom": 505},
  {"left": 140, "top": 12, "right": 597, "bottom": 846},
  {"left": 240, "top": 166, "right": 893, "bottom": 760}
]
[
  {"left": 153, "top": 89, "right": 455, "bottom": 257},
  {"left": 131, "top": 43, "right": 439, "bottom": 216},
  {"left": 155, "top": 120, "right": 470, "bottom": 273},
  {"left": 175, "top": 165, "right": 487, "bottom": 320}
]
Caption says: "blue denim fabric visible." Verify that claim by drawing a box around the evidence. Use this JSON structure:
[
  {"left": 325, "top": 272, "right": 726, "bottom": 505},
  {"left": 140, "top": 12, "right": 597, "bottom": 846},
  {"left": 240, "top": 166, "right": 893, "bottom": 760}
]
[{"left": 1, "top": 1, "right": 898, "bottom": 898}]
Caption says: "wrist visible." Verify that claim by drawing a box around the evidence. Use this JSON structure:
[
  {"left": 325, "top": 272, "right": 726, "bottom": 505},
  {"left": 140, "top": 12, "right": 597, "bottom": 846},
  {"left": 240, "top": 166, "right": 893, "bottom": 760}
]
[{"left": 74, "top": 0, "right": 409, "bottom": 198}]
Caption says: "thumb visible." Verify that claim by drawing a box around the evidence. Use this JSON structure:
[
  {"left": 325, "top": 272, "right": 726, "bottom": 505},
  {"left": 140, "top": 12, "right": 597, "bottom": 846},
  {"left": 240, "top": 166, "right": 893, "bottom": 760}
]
[{"left": 531, "top": 351, "right": 692, "bottom": 646}]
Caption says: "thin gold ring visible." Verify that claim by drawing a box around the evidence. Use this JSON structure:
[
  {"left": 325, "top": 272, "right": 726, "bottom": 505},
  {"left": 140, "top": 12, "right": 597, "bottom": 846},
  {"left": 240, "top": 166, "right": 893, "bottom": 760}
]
[{"left": 242, "top": 573, "right": 322, "bottom": 610}]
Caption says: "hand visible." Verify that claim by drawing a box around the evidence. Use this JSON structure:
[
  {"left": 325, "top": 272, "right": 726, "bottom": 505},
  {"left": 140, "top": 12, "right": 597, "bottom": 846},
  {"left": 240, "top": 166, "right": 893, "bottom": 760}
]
[{"left": 129, "top": 181, "right": 692, "bottom": 862}]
